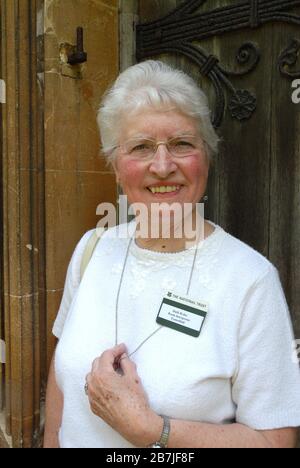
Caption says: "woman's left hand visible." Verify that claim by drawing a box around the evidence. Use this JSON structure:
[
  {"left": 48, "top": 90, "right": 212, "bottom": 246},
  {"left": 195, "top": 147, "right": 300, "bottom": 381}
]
[{"left": 85, "top": 343, "right": 160, "bottom": 446}]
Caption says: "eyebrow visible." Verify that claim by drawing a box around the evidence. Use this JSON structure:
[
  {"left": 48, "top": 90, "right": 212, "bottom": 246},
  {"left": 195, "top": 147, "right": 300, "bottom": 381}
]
[{"left": 126, "top": 132, "right": 196, "bottom": 140}]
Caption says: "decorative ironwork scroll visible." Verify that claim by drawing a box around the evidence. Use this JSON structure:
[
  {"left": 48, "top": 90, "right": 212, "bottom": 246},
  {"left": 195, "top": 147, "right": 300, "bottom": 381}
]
[
  {"left": 136, "top": 0, "right": 300, "bottom": 127},
  {"left": 278, "top": 39, "right": 300, "bottom": 77}
]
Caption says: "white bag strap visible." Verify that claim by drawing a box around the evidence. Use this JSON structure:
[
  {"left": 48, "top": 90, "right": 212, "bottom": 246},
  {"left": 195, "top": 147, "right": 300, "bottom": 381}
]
[{"left": 80, "top": 229, "right": 105, "bottom": 281}]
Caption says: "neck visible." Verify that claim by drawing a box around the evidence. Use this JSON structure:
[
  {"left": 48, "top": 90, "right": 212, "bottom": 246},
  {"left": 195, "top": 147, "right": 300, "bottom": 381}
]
[{"left": 135, "top": 219, "right": 215, "bottom": 253}]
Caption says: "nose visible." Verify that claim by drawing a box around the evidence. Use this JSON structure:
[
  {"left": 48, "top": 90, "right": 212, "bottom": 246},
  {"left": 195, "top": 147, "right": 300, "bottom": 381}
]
[{"left": 148, "top": 144, "right": 177, "bottom": 178}]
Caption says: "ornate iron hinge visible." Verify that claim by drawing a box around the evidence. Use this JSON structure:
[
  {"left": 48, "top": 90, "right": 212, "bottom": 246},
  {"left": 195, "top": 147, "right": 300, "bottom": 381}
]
[{"left": 136, "top": 0, "right": 300, "bottom": 127}]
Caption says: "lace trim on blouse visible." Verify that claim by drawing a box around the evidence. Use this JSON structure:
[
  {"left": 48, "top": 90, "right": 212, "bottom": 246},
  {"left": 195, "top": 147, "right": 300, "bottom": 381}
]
[{"left": 100, "top": 223, "right": 226, "bottom": 299}]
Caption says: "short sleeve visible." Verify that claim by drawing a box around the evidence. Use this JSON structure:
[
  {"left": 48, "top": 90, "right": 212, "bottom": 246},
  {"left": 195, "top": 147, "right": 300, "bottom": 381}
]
[
  {"left": 52, "top": 230, "right": 95, "bottom": 339},
  {"left": 232, "top": 265, "right": 300, "bottom": 429}
]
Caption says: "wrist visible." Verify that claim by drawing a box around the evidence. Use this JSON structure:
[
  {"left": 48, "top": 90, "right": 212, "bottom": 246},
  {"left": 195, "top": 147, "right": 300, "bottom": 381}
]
[
  {"left": 135, "top": 411, "right": 164, "bottom": 448},
  {"left": 147, "top": 414, "right": 170, "bottom": 448}
]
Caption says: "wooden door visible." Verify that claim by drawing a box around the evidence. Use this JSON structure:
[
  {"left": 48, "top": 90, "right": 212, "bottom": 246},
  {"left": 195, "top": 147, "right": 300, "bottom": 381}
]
[{"left": 135, "top": 0, "right": 300, "bottom": 343}]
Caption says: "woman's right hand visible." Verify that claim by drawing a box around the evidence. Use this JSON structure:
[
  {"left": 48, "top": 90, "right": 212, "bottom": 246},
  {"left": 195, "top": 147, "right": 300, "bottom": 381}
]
[{"left": 85, "top": 343, "right": 162, "bottom": 447}]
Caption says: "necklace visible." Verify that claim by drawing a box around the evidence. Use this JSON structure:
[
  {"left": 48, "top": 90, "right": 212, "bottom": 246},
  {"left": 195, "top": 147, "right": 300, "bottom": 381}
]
[{"left": 115, "top": 234, "right": 200, "bottom": 364}]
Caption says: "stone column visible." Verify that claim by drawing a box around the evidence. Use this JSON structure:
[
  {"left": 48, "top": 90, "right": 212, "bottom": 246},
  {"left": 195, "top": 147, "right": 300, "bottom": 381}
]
[{"left": 1, "top": 0, "right": 45, "bottom": 448}]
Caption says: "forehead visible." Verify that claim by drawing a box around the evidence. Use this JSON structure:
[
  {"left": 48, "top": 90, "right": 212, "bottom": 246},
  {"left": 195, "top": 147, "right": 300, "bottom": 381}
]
[{"left": 119, "top": 108, "right": 198, "bottom": 140}]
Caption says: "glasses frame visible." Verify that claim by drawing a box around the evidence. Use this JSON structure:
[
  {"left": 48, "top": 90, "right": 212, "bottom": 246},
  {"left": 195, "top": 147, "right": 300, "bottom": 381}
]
[{"left": 114, "top": 135, "right": 203, "bottom": 161}]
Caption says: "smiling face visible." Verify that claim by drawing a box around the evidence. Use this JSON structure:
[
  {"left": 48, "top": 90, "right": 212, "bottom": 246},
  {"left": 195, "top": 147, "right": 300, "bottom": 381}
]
[{"left": 113, "top": 109, "right": 209, "bottom": 213}]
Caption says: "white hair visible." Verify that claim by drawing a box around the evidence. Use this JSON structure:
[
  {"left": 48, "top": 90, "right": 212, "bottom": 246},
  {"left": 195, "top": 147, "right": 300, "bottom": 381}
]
[{"left": 97, "top": 60, "right": 219, "bottom": 162}]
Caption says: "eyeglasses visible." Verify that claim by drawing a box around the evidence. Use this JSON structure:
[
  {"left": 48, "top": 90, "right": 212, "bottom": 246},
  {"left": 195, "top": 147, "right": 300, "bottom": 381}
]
[{"left": 116, "top": 135, "right": 202, "bottom": 161}]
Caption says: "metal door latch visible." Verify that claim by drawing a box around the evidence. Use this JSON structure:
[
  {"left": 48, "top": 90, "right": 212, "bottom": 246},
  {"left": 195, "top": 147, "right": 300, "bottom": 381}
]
[{"left": 67, "top": 27, "right": 87, "bottom": 65}]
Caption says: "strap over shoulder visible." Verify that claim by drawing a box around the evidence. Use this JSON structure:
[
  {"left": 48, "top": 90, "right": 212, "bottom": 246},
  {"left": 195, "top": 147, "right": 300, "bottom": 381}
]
[{"left": 80, "top": 229, "right": 105, "bottom": 281}]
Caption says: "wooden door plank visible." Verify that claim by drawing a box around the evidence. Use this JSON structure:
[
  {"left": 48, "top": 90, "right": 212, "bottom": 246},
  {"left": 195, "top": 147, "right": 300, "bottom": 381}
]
[{"left": 269, "top": 21, "right": 300, "bottom": 340}]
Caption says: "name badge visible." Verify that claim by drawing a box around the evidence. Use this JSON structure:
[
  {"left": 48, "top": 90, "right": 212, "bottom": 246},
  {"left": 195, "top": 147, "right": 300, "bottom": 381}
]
[{"left": 156, "top": 291, "right": 208, "bottom": 337}]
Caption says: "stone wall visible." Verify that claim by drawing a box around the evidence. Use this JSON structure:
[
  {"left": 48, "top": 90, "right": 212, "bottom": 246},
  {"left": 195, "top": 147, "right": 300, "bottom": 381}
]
[
  {"left": 0, "top": 0, "right": 119, "bottom": 447},
  {"left": 43, "top": 0, "right": 119, "bottom": 365}
]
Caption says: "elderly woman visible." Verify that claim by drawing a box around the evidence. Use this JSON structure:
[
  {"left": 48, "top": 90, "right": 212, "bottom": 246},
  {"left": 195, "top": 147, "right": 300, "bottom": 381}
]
[{"left": 44, "top": 61, "right": 300, "bottom": 448}]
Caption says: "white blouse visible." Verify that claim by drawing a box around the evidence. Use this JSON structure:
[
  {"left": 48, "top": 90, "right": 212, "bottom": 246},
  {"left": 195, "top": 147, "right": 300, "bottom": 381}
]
[{"left": 53, "top": 222, "right": 300, "bottom": 448}]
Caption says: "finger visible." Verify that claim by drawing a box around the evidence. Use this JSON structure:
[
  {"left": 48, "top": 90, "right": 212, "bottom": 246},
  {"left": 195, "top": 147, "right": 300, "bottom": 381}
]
[
  {"left": 99, "top": 343, "right": 128, "bottom": 369},
  {"left": 119, "top": 353, "right": 138, "bottom": 376}
]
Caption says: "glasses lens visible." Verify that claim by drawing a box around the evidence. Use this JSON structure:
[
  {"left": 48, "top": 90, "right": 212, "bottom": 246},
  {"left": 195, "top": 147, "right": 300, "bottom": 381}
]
[
  {"left": 124, "top": 139, "right": 155, "bottom": 159},
  {"left": 168, "top": 137, "right": 198, "bottom": 156}
]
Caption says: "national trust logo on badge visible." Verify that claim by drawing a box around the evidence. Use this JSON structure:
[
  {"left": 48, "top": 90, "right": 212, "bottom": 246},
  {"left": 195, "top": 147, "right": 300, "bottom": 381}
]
[{"left": 0, "top": 79, "right": 6, "bottom": 104}]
